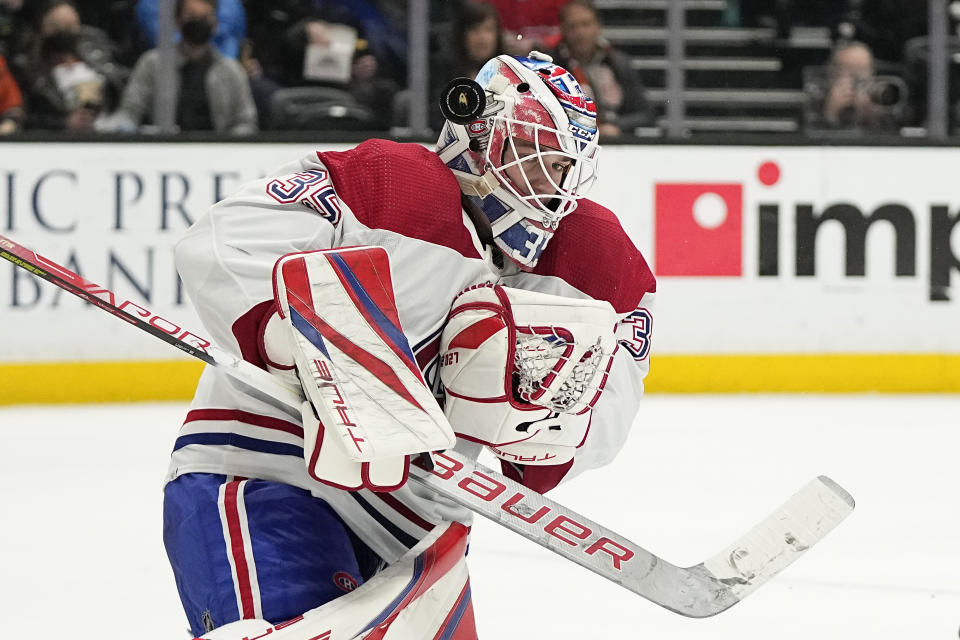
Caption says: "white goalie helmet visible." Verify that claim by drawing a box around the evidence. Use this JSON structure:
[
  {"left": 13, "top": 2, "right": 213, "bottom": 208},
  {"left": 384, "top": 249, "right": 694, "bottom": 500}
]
[{"left": 436, "top": 52, "right": 600, "bottom": 270}]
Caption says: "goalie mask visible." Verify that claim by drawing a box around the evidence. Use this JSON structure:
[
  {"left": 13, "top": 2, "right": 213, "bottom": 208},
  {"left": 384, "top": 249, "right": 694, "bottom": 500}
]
[{"left": 436, "top": 52, "right": 600, "bottom": 270}]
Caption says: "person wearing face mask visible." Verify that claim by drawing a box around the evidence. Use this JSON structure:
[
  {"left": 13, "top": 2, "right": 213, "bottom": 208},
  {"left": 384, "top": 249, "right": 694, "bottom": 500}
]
[
  {"left": 134, "top": 0, "right": 246, "bottom": 60},
  {"left": 104, "top": 0, "right": 256, "bottom": 135},
  {"left": 11, "top": 0, "right": 125, "bottom": 131}
]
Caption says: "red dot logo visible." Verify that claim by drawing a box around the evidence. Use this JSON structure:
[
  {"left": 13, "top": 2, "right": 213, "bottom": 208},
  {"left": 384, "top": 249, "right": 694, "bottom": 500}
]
[
  {"left": 757, "top": 161, "right": 780, "bottom": 186},
  {"left": 654, "top": 183, "right": 743, "bottom": 276}
]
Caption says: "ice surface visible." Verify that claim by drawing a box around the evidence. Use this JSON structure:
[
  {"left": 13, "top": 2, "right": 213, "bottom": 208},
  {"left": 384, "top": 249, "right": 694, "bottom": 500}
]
[{"left": 1, "top": 395, "right": 957, "bottom": 638}]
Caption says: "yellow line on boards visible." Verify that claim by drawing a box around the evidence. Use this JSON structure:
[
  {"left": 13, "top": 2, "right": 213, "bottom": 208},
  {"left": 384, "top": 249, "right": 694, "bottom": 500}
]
[
  {"left": 0, "top": 354, "right": 958, "bottom": 405},
  {"left": 645, "top": 354, "right": 960, "bottom": 393},
  {"left": 0, "top": 360, "right": 205, "bottom": 405}
]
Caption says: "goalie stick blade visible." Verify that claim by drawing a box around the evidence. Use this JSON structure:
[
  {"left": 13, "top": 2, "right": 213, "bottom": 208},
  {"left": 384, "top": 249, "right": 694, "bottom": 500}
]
[
  {"left": 409, "top": 457, "right": 855, "bottom": 618},
  {"left": 696, "top": 475, "right": 854, "bottom": 610},
  {"left": 0, "top": 233, "right": 856, "bottom": 618}
]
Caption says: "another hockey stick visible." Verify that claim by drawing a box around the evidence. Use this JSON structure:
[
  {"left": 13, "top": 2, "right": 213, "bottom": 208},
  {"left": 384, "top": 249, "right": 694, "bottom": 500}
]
[{"left": 0, "top": 233, "right": 855, "bottom": 618}]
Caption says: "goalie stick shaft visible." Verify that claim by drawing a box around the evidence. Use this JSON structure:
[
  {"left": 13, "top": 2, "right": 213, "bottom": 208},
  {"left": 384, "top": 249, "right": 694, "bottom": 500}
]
[
  {"left": 0, "top": 233, "right": 855, "bottom": 618},
  {"left": 0, "top": 235, "right": 302, "bottom": 419}
]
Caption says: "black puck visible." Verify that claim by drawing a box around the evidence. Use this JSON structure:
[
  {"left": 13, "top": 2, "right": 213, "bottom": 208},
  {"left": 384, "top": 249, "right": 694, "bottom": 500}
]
[{"left": 439, "top": 77, "right": 486, "bottom": 125}]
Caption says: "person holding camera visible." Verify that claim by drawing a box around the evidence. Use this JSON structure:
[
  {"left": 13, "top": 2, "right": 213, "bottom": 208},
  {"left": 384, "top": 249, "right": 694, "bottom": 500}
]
[
  {"left": 815, "top": 40, "right": 904, "bottom": 132},
  {"left": 823, "top": 41, "right": 878, "bottom": 127}
]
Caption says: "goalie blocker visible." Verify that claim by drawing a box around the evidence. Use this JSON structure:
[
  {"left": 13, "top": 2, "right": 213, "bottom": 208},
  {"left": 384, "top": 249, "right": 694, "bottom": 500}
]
[{"left": 264, "top": 247, "right": 456, "bottom": 491}]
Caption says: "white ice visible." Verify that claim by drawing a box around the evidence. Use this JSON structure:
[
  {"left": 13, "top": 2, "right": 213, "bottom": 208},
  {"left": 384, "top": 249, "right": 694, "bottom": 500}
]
[{"left": 1, "top": 394, "right": 958, "bottom": 639}]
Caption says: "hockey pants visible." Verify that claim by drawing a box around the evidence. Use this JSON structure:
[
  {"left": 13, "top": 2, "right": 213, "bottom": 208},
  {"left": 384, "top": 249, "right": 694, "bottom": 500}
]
[{"left": 163, "top": 473, "right": 383, "bottom": 637}]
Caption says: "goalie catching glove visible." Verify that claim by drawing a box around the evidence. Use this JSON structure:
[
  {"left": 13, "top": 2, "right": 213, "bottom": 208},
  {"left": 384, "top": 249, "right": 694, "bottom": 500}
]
[
  {"left": 265, "top": 247, "right": 455, "bottom": 491},
  {"left": 439, "top": 284, "right": 618, "bottom": 466}
]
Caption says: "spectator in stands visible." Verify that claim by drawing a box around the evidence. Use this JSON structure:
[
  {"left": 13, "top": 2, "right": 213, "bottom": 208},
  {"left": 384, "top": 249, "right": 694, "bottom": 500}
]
[
  {"left": 551, "top": 0, "right": 653, "bottom": 137},
  {"left": 0, "top": 53, "right": 23, "bottom": 133},
  {"left": 135, "top": 0, "right": 245, "bottom": 59},
  {"left": 810, "top": 40, "right": 903, "bottom": 132},
  {"left": 242, "top": 4, "right": 396, "bottom": 130},
  {"left": 822, "top": 41, "right": 877, "bottom": 127},
  {"left": 341, "top": 0, "right": 409, "bottom": 84},
  {"left": 105, "top": 0, "right": 256, "bottom": 134},
  {"left": 4, "top": 0, "right": 138, "bottom": 66},
  {"left": 429, "top": 1, "right": 506, "bottom": 129},
  {"left": 13, "top": 0, "right": 126, "bottom": 131}
]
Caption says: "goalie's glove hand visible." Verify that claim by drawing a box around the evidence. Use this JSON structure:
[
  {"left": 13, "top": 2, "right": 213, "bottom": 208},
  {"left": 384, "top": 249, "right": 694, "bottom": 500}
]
[
  {"left": 440, "top": 284, "right": 617, "bottom": 467},
  {"left": 299, "top": 401, "right": 411, "bottom": 492}
]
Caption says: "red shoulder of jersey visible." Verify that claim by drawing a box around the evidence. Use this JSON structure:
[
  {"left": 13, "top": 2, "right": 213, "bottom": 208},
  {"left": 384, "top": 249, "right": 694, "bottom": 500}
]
[
  {"left": 532, "top": 199, "right": 656, "bottom": 314},
  {"left": 315, "top": 139, "right": 481, "bottom": 258}
]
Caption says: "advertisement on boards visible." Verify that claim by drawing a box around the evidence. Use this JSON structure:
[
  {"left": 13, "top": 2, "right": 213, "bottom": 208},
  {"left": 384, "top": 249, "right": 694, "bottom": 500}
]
[
  {"left": 1, "top": 143, "right": 958, "bottom": 396},
  {"left": 1, "top": 143, "right": 334, "bottom": 362},
  {"left": 596, "top": 146, "right": 959, "bottom": 355}
]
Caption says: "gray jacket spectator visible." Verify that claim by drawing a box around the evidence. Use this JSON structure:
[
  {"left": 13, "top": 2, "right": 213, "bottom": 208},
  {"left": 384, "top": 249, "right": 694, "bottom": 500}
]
[
  {"left": 106, "top": 0, "right": 256, "bottom": 134},
  {"left": 111, "top": 45, "right": 257, "bottom": 134}
]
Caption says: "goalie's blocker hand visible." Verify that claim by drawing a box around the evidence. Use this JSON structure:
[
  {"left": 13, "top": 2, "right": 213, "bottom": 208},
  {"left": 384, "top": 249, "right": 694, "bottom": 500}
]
[{"left": 264, "top": 247, "right": 456, "bottom": 492}]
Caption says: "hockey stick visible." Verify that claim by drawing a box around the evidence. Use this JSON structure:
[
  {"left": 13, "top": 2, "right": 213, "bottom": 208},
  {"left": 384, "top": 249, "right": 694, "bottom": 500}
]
[{"left": 0, "top": 233, "right": 855, "bottom": 618}]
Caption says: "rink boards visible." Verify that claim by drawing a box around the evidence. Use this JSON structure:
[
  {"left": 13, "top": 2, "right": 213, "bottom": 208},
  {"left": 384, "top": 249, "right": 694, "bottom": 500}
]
[{"left": 1, "top": 142, "right": 958, "bottom": 402}]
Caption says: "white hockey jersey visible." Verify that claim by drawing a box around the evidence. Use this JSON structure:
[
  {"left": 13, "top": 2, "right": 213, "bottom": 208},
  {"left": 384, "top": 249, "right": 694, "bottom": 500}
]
[{"left": 169, "top": 139, "right": 656, "bottom": 563}]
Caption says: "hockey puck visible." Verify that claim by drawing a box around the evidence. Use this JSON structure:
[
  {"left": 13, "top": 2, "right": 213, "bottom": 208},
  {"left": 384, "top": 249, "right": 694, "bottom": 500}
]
[{"left": 439, "top": 78, "right": 486, "bottom": 125}]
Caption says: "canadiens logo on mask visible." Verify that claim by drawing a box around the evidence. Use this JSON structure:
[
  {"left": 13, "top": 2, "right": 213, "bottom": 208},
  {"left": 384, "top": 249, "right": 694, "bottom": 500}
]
[{"left": 437, "top": 52, "right": 599, "bottom": 270}]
